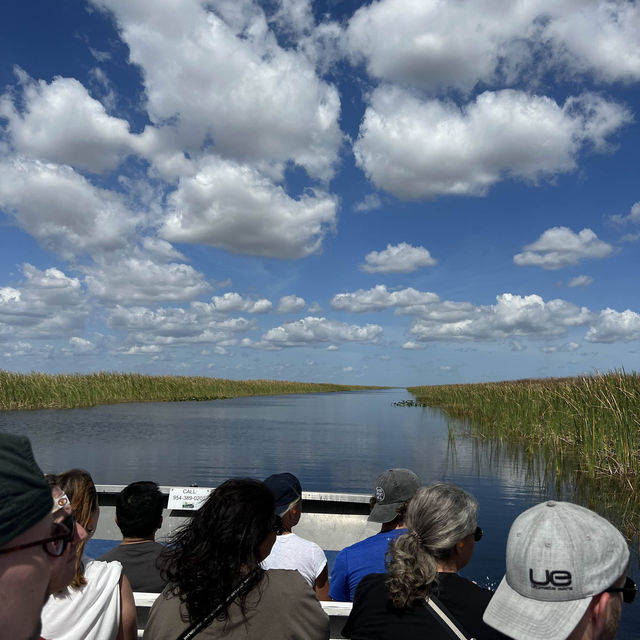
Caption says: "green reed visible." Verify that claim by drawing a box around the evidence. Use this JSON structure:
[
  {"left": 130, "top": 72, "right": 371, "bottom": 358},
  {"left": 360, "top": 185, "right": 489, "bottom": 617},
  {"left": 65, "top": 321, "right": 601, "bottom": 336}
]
[
  {"left": 408, "top": 371, "right": 640, "bottom": 480},
  {"left": 409, "top": 371, "right": 640, "bottom": 537},
  {"left": 0, "top": 370, "right": 385, "bottom": 411}
]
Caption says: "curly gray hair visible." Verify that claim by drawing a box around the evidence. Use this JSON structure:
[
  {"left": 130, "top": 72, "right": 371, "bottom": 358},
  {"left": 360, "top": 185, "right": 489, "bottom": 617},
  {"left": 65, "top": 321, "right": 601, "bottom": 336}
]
[{"left": 386, "top": 483, "right": 478, "bottom": 608}]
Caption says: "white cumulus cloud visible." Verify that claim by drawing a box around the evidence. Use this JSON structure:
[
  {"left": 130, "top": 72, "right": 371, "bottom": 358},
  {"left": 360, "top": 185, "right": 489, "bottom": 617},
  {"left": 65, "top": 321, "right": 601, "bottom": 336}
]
[
  {"left": 107, "top": 303, "right": 256, "bottom": 348},
  {"left": 585, "top": 308, "right": 640, "bottom": 343},
  {"left": 210, "top": 292, "right": 272, "bottom": 314},
  {"left": 0, "top": 264, "right": 88, "bottom": 339},
  {"left": 609, "top": 202, "right": 640, "bottom": 226},
  {"left": 409, "top": 293, "right": 591, "bottom": 341},
  {"left": 84, "top": 253, "right": 211, "bottom": 304},
  {"left": 161, "top": 157, "right": 337, "bottom": 258},
  {"left": 568, "top": 275, "right": 593, "bottom": 288},
  {"left": 90, "top": 0, "right": 342, "bottom": 181},
  {"left": 0, "top": 158, "right": 140, "bottom": 260},
  {"left": 277, "top": 295, "right": 306, "bottom": 313},
  {"left": 252, "top": 316, "right": 382, "bottom": 348},
  {"left": 361, "top": 242, "right": 436, "bottom": 273},
  {"left": 353, "top": 88, "right": 631, "bottom": 200},
  {"left": 514, "top": 227, "right": 614, "bottom": 270},
  {"left": 331, "top": 285, "right": 440, "bottom": 313},
  {"left": 0, "top": 73, "right": 140, "bottom": 173},
  {"left": 346, "top": 0, "right": 640, "bottom": 90}
]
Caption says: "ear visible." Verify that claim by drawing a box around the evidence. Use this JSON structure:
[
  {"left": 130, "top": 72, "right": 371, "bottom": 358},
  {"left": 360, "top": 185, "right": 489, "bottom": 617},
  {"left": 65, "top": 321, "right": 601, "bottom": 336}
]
[{"left": 588, "top": 592, "right": 611, "bottom": 635}]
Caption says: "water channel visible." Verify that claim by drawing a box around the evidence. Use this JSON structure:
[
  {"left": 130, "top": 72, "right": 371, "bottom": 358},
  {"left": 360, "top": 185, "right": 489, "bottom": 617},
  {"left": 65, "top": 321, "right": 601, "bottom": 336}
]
[{"left": 1, "top": 388, "right": 637, "bottom": 637}]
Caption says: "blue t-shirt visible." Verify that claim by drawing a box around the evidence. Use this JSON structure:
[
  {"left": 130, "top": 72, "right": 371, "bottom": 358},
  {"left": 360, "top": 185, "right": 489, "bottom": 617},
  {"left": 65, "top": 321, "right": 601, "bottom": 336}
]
[{"left": 329, "top": 528, "right": 407, "bottom": 602}]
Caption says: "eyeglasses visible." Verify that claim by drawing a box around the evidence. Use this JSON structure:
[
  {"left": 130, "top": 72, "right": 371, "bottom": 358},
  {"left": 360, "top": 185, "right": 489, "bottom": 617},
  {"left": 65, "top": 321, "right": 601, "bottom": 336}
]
[
  {"left": 474, "top": 526, "right": 483, "bottom": 542},
  {"left": 605, "top": 576, "right": 637, "bottom": 604},
  {"left": 0, "top": 512, "right": 75, "bottom": 558}
]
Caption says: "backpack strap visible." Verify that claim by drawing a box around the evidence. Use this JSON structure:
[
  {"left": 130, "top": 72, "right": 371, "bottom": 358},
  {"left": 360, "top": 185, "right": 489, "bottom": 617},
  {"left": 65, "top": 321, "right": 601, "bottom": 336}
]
[
  {"left": 176, "top": 568, "right": 262, "bottom": 640},
  {"left": 425, "top": 595, "right": 476, "bottom": 640}
]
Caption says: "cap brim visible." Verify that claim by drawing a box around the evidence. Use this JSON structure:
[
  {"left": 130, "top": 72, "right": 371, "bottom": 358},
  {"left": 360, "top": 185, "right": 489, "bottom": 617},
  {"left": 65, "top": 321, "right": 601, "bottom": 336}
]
[
  {"left": 368, "top": 502, "right": 400, "bottom": 523},
  {"left": 483, "top": 576, "right": 591, "bottom": 640}
]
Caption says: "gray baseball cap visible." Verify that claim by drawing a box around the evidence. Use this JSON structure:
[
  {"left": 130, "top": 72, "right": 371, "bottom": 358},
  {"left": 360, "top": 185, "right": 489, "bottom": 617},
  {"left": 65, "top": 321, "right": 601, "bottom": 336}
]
[
  {"left": 368, "top": 468, "right": 420, "bottom": 523},
  {"left": 483, "top": 500, "right": 629, "bottom": 640}
]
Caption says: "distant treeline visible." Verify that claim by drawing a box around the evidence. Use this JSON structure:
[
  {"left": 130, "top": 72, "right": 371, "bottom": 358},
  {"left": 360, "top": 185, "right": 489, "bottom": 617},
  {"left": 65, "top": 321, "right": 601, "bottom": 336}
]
[
  {"left": 0, "top": 370, "right": 387, "bottom": 411},
  {"left": 408, "top": 371, "right": 639, "bottom": 481}
]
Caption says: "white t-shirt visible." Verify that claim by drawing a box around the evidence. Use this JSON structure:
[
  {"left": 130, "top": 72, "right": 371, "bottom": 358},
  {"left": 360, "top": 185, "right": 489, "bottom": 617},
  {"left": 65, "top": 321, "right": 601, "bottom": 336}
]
[
  {"left": 261, "top": 533, "right": 327, "bottom": 587},
  {"left": 41, "top": 559, "right": 122, "bottom": 640}
]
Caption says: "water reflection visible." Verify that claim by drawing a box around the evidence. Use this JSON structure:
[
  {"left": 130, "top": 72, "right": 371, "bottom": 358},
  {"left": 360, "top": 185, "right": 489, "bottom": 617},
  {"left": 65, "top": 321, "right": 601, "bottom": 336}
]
[
  {"left": 448, "top": 419, "right": 640, "bottom": 541},
  {"left": 443, "top": 423, "right": 639, "bottom": 639}
]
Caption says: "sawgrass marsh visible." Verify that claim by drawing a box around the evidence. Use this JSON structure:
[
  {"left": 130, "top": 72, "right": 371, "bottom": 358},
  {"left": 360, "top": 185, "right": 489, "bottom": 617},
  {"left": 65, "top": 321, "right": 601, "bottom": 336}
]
[{"left": 0, "top": 370, "right": 386, "bottom": 411}]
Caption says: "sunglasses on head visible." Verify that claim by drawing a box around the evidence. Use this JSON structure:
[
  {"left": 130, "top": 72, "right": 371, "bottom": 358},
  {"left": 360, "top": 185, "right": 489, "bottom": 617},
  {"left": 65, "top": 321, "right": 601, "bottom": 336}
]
[
  {"left": 605, "top": 576, "right": 637, "bottom": 604},
  {"left": 0, "top": 511, "right": 75, "bottom": 558}
]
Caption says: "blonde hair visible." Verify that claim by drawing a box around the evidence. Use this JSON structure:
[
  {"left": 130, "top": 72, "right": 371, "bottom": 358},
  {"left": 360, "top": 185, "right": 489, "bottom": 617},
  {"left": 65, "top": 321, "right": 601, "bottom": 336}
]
[
  {"left": 386, "top": 483, "right": 477, "bottom": 608},
  {"left": 54, "top": 469, "right": 98, "bottom": 589}
]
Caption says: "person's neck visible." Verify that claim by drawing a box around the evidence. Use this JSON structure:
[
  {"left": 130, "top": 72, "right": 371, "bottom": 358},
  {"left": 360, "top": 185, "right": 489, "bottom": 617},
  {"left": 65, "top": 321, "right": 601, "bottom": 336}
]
[
  {"left": 121, "top": 536, "right": 154, "bottom": 545},
  {"left": 436, "top": 558, "right": 458, "bottom": 573},
  {"left": 380, "top": 520, "right": 405, "bottom": 532}
]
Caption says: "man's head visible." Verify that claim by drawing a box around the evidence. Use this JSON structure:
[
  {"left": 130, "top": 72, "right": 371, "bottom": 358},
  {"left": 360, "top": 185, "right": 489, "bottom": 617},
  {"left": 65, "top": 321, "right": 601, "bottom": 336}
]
[
  {"left": 483, "top": 500, "right": 633, "bottom": 640},
  {"left": 0, "top": 433, "right": 57, "bottom": 640},
  {"left": 368, "top": 468, "right": 420, "bottom": 524},
  {"left": 116, "top": 481, "right": 164, "bottom": 539}
]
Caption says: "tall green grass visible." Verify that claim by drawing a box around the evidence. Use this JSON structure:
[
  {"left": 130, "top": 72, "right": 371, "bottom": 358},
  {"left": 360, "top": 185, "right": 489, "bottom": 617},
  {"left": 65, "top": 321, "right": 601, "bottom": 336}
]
[
  {"left": 409, "top": 371, "right": 640, "bottom": 537},
  {"left": 408, "top": 371, "right": 640, "bottom": 479},
  {"left": 0, "top": 370, "right": 386, "bottom": 411}
]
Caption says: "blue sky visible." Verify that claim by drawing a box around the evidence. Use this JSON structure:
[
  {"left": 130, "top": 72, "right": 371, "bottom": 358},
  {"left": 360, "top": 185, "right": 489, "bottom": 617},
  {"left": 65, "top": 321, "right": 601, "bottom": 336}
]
[{"left": 0, "top": 0, "right": 638, "bottom": 386}]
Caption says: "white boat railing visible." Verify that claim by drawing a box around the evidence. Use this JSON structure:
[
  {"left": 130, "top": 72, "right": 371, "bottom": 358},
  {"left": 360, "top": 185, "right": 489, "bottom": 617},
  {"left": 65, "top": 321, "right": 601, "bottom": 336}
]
[
  {"left": 95, "top": 485, "right": 379, "bottom": 553},
  {"left": 134, "top": 592, "right": 352, "bottom": 639}
]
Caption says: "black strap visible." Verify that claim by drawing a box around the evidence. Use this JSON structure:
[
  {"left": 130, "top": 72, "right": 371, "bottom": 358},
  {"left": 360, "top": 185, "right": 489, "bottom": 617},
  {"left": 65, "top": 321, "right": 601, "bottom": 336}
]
[{"left": 176, "top": 568, "right": 263, "bottom": 640}]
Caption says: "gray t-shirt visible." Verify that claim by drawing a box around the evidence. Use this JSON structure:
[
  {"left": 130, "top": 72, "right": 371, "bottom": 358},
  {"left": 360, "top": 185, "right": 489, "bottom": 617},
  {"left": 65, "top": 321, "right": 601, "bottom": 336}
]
[{"left": 99, "top": 541, "right": 166, "bottom": 592}]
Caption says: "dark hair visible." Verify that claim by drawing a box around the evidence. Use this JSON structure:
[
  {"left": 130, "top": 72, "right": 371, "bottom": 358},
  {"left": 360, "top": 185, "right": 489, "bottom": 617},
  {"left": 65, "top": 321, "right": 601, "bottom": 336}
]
[
  {"left": 55, "top": 468, "right": 98, "bottom": 589},
  {"left": 161, "top": 478, "right": 275, "bottom": 622},
  {"left": 116, "top": 481, "right": 164, "bottom": 538}
]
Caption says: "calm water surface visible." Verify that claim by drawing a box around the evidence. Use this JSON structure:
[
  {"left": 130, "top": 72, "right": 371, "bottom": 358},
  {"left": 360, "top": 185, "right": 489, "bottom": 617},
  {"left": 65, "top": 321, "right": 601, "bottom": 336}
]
[{"left": 2, "top": 388, "right": 637, "bottom": 637}]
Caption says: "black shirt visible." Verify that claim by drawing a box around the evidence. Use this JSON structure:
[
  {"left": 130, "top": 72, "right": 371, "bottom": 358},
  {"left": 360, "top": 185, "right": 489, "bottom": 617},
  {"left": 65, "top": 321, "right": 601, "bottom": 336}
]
[
  {"left": 99, "top": 541, "right": 166, "bottom": 592},
  {"left": 342, "top": 572, "right": 506, "bottom": 640}
]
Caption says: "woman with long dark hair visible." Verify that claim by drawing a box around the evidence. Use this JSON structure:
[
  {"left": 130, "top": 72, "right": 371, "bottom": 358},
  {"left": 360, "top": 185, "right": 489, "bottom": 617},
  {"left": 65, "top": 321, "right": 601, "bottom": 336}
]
[
  {"left": 343, "top": 483, "right": 505, "bottom": 640},
  {"left": 144, "top": 478, "right": 329, "bottom": 639}
]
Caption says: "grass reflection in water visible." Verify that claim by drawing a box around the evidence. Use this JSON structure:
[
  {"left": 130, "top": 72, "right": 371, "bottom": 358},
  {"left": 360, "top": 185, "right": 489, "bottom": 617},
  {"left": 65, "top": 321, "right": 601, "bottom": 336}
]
[{"left": 406, "top": 371, "right": 640, "bottom": 539}]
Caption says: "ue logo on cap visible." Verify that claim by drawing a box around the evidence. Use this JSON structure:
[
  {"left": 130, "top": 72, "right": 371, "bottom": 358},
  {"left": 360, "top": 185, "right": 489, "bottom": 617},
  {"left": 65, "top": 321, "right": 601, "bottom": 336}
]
[{"left": 375, "top": 486, "right": 385, "bottom": 502}]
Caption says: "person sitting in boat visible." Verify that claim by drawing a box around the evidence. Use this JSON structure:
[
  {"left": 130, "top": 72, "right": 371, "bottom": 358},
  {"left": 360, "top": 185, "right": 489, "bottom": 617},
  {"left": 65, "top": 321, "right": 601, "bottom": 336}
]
[
  {"left": 41, "top": 468, "right": 137, "bottom": 640},
  {"left": 342, "top": 482, "right": 504, "bottom": 640},
  {"left": 99, "top": 481, "right": 167, "bottom": 593},
  {"left": 0, "top": 434, "right": 64, "bottom": 640},
  {"left": 483, "top": 500, "right": 634, "bottom": 640},
  {"left": 45, "top": 474, "right": 87, "bottom": 595},
  {"left": 329, "top": 468, "right": 420, "bottom": 602},
  {"left": 144, "top": 478, "right": 329, "bottom": 640},
  {"left": 261, "top": 472, "right": 329, "bottom": 600}
]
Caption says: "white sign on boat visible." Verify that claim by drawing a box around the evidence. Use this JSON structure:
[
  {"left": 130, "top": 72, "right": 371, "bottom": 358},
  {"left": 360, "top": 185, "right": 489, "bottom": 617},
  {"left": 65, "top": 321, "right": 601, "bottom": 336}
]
[{"left": 168, "top": 486, "right": 212, "bottom": 510}]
